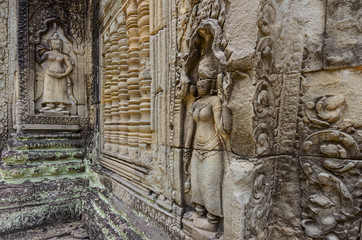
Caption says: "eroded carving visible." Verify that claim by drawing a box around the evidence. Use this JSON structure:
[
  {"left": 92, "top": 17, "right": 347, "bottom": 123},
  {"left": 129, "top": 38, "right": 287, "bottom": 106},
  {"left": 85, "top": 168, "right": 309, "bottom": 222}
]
[
  {"left": 299, "top": 92, "right": 361, "bottom": 158},
  {"left": 299, "top": 90, "right": 362, "bottom": 239},
  {"left": 245, "top": 162, "right": 275, "bottom": 240},
  {"left": 300, "top": 156, "right": 362, "bottom": 240},
  {"left": 35, "top": 32, "right": 77, "bottom": 115},
  {"left": 28, "top": 0, "right": 86, "bottom": 45},
  {"left": 324, "top": 0, "right": 362, "bottom": 68},
  {"left": 0, "top": 0, "right": 8, "bottom": 151},
  {"left": 177, "top": 13, "right": 231, "bottom": 236}
]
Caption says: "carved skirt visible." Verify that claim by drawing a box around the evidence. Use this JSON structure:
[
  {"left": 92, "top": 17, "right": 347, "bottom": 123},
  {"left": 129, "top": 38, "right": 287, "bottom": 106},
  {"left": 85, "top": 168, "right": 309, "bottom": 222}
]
[
  {"left": 43, "top": 74, "right": 70, "bottom": 105},
  {"left": 190, "top": 149, "right": 223, "bottom": 217}
]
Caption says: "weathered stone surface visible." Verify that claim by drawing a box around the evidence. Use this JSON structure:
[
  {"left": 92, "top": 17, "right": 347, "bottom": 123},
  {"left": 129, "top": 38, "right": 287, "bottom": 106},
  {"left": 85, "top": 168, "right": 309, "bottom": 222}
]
[
  {"left": 299, "top": 156, "right": 361, "bottom": 240},
  {"left": 223, "top": 158, "right": 256, "bottom": 240},
  {"left": 0, "top": 0, "right": 9, "bottom": 151},
  {"left": 324, "top": 0, "right": 362, "bottom": 68},
  {"left": 298, "top": 69, "right": 362, "bottom": 159},
  {"left": 0, "top": 222, "right": 87, "bottom": 240}
]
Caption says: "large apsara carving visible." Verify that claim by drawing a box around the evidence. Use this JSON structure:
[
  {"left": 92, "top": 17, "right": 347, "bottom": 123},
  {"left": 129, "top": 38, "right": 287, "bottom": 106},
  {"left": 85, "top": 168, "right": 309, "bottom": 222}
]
[
  {"left": 176, "top": 0, "right": 231, "bottom": 236},
  {"left": 35, "top": 31, "right": 77, "bottom": 116}
]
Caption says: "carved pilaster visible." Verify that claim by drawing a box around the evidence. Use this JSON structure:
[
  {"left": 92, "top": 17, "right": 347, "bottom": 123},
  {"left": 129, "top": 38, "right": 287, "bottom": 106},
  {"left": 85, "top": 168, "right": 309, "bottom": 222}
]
[
  {"left": 126, "top": 0, "right": 141, "bottom": 155},
  {"left": 137, "top": 0, "right": 152, "bottom": 145},
  {"left": 109, "top": 21, "right": 120, "bottom": 153},
  {"left": 103, "top": 30, "right": 112, "bottom": 151},
  {"left": 117, "top": 13, "right": 130, "bottom": 156}
]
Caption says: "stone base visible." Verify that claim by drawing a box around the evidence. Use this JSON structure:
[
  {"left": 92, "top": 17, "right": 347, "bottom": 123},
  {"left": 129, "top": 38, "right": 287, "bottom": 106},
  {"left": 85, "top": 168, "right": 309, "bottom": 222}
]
[
  {"left": 39, "top": 109, "right": 70, "bottom": 116},
  {"left": 182, "top": 218, "right": 222, "bottom": 240}
]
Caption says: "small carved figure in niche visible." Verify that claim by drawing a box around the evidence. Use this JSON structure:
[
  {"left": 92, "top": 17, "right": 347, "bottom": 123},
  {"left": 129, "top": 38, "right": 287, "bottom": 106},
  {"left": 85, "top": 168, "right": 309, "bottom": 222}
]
[
  {"left": 183, "top": 26, "right": 229, "bottom": 232},
  {"left": 36, "top": 32, "right": 77, "bottom": 114}
]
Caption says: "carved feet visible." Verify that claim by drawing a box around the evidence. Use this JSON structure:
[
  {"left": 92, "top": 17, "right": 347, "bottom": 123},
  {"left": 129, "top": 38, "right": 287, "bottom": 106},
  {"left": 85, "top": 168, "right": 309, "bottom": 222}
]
[
  {"left": 192, "top": 204, "right": 220, "bottom": 232},
  {"left": 182, "top": 208, "right": 223, "bottom": 240},
  {"left": 39, "top": 103, "right": 70, "bottom": 116},
  {"left": 182, "top": 205, "right": 222, "bottom": 240}
]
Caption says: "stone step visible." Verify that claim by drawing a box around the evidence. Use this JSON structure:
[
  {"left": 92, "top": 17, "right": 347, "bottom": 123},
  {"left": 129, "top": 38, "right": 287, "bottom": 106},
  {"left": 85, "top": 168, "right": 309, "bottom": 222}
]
[{"left": 0, "top": 221, "right": 89, "bottom": 240}]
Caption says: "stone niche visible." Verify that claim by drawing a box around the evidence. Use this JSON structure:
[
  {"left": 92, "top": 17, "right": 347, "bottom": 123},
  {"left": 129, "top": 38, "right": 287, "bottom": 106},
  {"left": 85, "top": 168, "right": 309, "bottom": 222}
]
[
  {"left": 31, "top": 20, "right": 86, "bottom": 117},
  {"left": 0, "top": 0, "right": 97, "bottom": 179},
  {"left": 0, "top": 0, "right": 99, "bottom": 235},
  {"left": 16, "top": 0, "right": 91, "bottom": 129}
]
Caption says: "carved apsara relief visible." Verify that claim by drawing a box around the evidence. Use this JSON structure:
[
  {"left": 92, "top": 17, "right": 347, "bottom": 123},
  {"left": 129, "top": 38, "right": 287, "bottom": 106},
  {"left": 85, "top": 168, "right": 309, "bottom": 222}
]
[
  {"left": 16, "top": 0, "right": 89, "bottom": 126},
  {"left": 33, "top": 24, "right": 80, "bottom": 116},
  {"left": 176, "top": 1, "right": 232, "bottom": 237}
]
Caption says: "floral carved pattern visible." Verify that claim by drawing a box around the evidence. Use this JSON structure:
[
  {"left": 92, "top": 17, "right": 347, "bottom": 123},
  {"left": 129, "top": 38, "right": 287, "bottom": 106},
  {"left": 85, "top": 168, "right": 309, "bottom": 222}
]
[
  {"left": 28, "top": 0, "right": 86, "bottom": 44},
  {"left": 0, "top": 0, "right": 8, "bottom": 150},
  {"left": 298, "top": 90, "right": 362, "bottom": 238}
]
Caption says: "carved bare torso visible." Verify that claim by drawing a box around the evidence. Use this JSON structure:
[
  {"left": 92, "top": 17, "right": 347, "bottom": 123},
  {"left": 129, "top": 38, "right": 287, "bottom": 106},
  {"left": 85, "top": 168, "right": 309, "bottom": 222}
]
[
  {"left": 47, "top": 52, "right": 65, "bottom": 73},
  {"left": 192, "top": 96, "right": 222, "bottom": 150}
]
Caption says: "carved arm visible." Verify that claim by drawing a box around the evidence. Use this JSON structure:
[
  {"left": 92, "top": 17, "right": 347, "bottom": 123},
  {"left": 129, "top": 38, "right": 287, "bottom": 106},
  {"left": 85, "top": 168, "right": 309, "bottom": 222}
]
[
  {"left": 183, "top": 105, "right": 196, "bottom": 174},
  {"left": 35, "top": 45, "right": 47, "bottom": 64}
]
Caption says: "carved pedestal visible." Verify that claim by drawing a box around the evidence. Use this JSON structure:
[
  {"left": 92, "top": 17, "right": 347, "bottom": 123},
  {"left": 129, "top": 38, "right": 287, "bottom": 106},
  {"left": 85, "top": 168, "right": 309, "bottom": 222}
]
[{"left": 182, "top": 218, "right": 221, "bottom": 240}]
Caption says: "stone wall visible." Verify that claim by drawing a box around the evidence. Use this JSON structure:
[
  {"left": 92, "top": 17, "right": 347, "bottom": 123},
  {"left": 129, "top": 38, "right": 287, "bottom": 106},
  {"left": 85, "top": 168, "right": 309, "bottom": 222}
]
[
  {"left": 0, "top": 0, "right": 94, "bottom": 234},
  {"left": 97, "top": 0, "right": 362, "bottom": 239}
]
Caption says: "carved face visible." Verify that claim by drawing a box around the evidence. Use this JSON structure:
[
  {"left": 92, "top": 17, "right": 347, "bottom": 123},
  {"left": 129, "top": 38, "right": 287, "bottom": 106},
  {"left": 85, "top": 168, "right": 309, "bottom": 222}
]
[
  {"left": 50, "top": 39, "right": 62, "bottom": 51},
  {"left": 197, "top": 79, "right": 213, "bottom": 96}
]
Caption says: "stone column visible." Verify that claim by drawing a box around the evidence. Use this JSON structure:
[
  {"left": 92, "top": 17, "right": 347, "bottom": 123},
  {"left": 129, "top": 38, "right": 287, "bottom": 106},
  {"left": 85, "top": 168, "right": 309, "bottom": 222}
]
[
  {"left": 109, "top": 21, "right": 121, "bottom": 153},
  {"left": 137, "top": 0, "right": 152, "bottom": 145},
  {"left": 103, "top": 30, "right": 112, "bottom": 151},
  {"left": 117, "top": 13, "right": 130, "bottom": 156},
  {"left": 126, "top": 0, "right": 141, "bottom": 157}
]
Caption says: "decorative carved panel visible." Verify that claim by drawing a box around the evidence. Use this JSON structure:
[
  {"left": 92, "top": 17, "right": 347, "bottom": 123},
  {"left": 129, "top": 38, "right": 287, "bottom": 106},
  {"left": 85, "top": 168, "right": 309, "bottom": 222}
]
[
  {"left": 0, "top": 0, "right": 9, "bottom": 150},
  {"left": 17, "top": 0, "right": 90, "bottom": 127}
]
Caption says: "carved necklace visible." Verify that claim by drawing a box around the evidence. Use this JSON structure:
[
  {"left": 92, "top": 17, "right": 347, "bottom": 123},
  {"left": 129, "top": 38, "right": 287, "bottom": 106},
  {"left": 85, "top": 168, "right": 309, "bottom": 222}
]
[{"left": 195, "top": 95, "right": 213, "bottom": 109}]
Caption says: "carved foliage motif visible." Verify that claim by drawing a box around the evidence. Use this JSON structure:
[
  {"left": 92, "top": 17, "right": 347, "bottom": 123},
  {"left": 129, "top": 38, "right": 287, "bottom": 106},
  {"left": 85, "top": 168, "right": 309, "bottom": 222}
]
[
  {"left": 300, "top": 156, "right": 362, "bottom": 240},
  {"left": 0, "top": 0, "right": 8, "bottom": 150},
  {"left": 253, "top": 1, "right": 281, "bottom": 156},
  {"left": 298, "top": 82, "right": 362, "bottom": 238},
  {"left": 253, "top": 0, "right": 304, "bottom": 156},
  {"left": 245, "top": 162, "right": 275, "bottom": 240},
  {"left": 28, "top": 0, "right": 86, "bottom": 44},
  {"left": 299, "top": 91, "right": 361, "bottom": 159}
]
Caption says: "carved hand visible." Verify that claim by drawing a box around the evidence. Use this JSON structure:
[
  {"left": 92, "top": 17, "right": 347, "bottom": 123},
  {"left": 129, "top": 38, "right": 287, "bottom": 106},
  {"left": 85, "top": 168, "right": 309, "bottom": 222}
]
[
  {"left": 183, "top": 149, "right": 192, "bottom": 174},
  {"left": 176, "top": 70, "right": 190, "bottom": 99},
  {"left": 36, "top": 45, "right": 46, "bottom": 54},
  {"left": 46, "top": 70, "right": 69, "bottom": 79}
]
